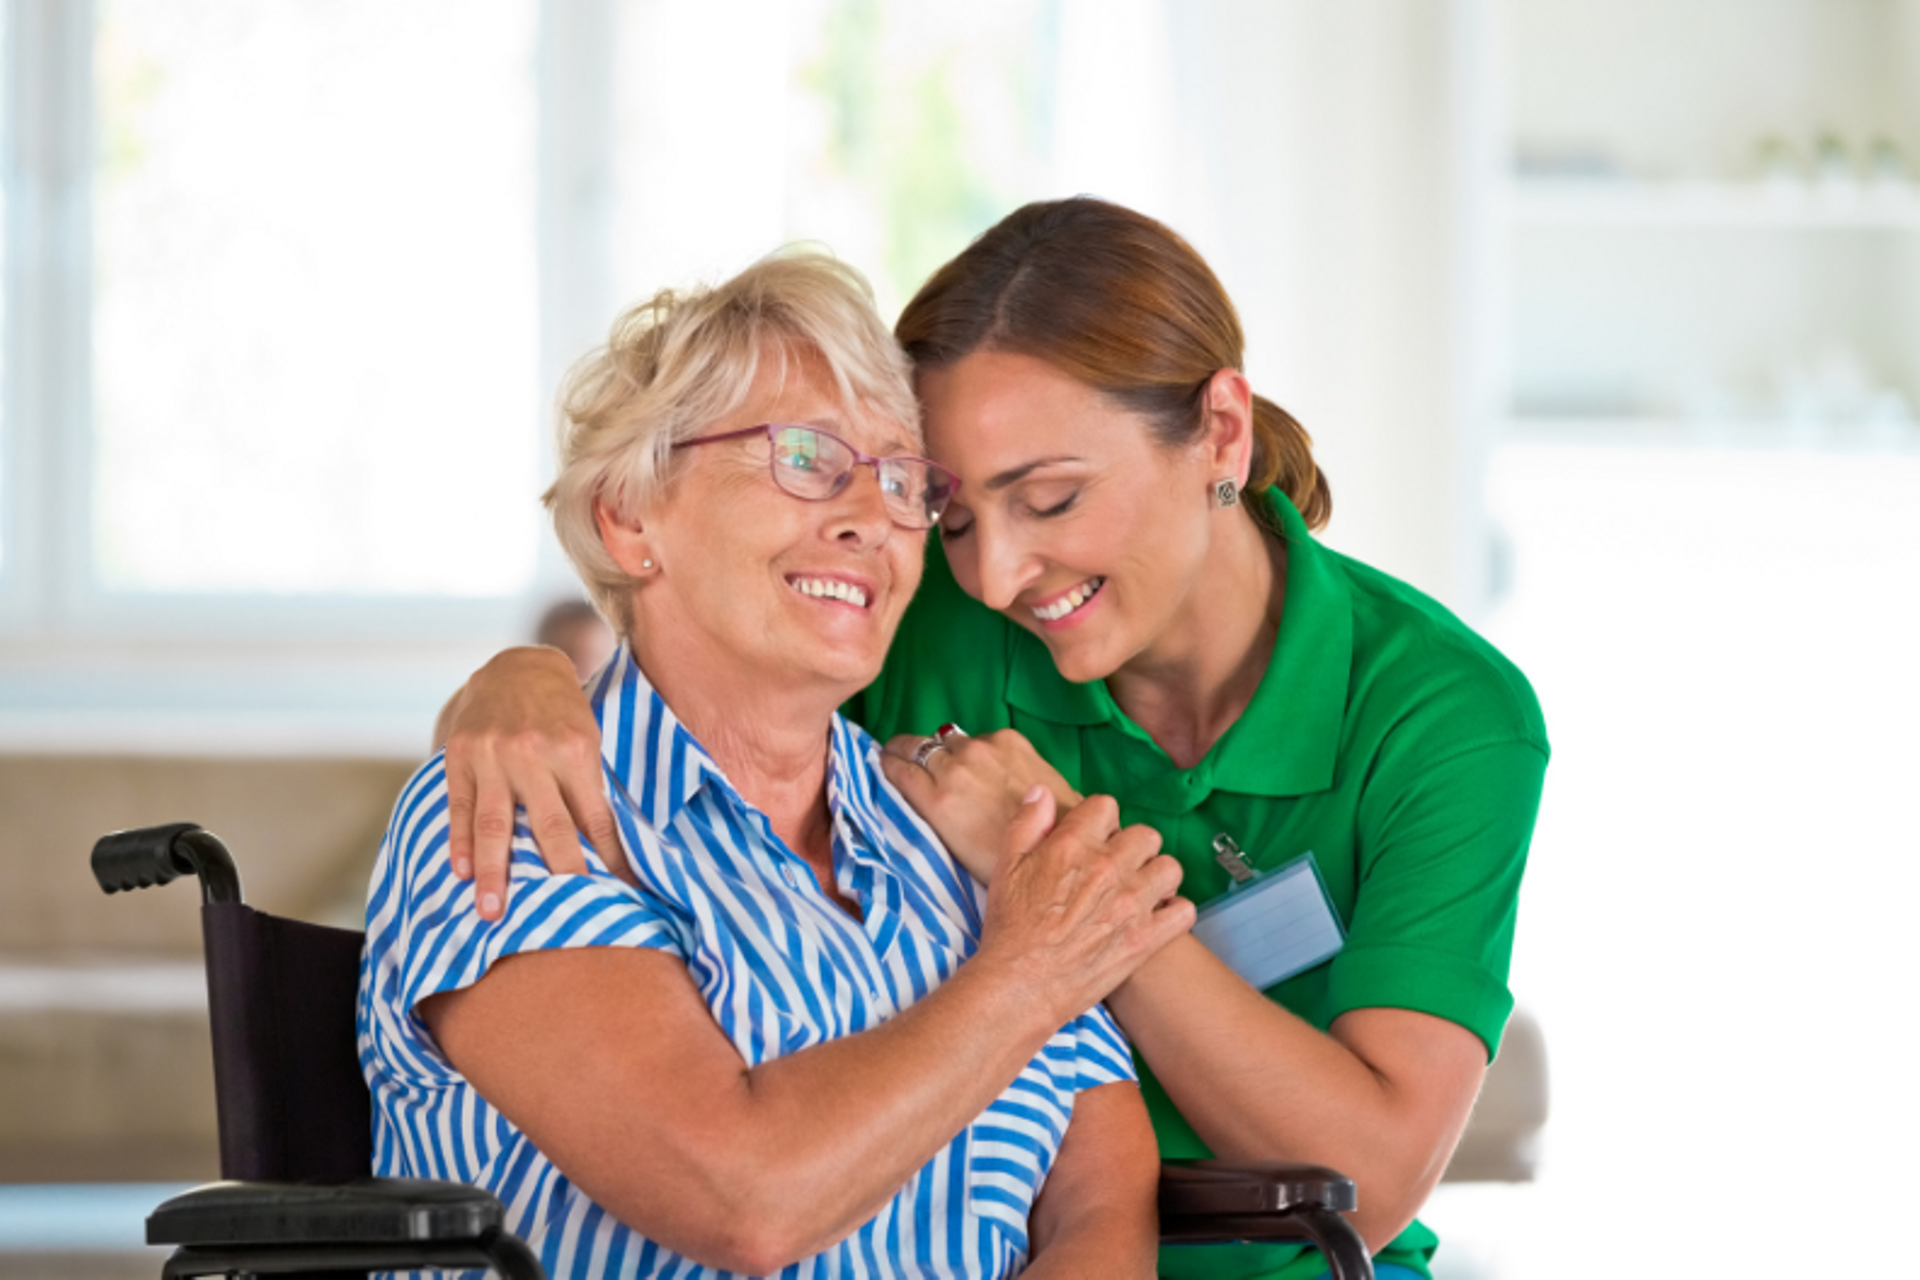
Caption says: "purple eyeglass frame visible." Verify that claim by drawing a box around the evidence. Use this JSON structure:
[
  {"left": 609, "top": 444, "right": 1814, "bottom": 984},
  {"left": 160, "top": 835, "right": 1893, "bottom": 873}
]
[{"left": 673, "top": 423, "right": 959, "bottom": 529}]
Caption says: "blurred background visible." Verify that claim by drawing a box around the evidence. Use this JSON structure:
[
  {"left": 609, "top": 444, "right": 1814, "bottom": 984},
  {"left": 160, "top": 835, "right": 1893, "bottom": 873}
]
[{"left": 2, "top": 0, "right": 1917, "bottom": 1275}]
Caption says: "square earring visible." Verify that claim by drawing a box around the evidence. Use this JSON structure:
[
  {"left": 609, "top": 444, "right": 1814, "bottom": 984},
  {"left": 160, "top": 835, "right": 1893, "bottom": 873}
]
[{"left": 1212, "top": 478, "right": 1239, "bottom": 509}]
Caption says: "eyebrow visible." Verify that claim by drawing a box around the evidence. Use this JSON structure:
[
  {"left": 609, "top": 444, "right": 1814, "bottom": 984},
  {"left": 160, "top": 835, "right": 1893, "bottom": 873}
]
[{"left": 983, "top": 456, "right": 1084, "bottom": 492}]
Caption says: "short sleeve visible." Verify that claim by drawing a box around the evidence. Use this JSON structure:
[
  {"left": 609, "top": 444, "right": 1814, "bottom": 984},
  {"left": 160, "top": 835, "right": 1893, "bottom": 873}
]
[
  {"left": 360, "top": 755, "right": 682, "bottom": 1087},
  {"left": 1329, "top": 737, "right": 1548, "bottom": 1059},
  {"left": 1067, "top": 1004, "right": 1138, "bottom": 1091}
]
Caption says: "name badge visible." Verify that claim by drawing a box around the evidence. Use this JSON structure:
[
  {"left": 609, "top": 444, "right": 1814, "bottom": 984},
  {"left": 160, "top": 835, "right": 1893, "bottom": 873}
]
[{"left": 1191, "top": 841, "right": 1344, "bottom": 991}]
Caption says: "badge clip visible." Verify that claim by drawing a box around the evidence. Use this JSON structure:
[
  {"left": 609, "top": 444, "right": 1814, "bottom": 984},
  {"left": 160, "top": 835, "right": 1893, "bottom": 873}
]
[{"left": 1211, "top": 833, "right": 1260, "bottom": 888}]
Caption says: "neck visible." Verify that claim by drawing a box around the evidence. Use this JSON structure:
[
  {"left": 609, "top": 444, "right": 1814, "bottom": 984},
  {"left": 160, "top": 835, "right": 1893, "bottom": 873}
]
[
  {"left": 1105, "top": 511, "right": 1287, "bottom": 770},
  {"left": 626, "top": 634, "right": 839, "bottom": 867}
]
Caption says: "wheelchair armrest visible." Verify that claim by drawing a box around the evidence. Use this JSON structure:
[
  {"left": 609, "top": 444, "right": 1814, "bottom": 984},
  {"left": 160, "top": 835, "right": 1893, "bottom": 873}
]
[
  {"left": 1158, "top": 1159, "right": 1372, "bottom": 1280},
  {"left": 149, "top": 1177, "right": 502, "bottom": 1247},
  {"left": 1158, "top": 1158, "right": 1356, "bottom": 1218},
  {"left": 148, "top": 1177, "right": 544, "bottom": 1279}
]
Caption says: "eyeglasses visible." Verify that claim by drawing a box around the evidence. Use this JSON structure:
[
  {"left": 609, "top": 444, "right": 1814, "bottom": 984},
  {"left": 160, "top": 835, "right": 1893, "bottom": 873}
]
[{"left": 673, "top": 423, "right": 959, "bottom": 530}]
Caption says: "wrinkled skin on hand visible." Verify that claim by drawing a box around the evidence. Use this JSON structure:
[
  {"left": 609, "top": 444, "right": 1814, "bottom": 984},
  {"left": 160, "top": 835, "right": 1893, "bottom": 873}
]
[{"left": 972, "top": 788, "right": 1194, "bottom": 1024}]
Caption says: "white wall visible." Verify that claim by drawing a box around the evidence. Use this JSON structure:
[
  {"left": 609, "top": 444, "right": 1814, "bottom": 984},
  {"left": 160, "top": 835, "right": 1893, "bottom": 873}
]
[{"left": 1166, "top": 0, "right": 1495, "bottom": 614}]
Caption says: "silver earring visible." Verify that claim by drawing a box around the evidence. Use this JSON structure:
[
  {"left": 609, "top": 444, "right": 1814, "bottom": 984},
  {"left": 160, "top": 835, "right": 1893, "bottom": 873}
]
[
  {"left": 642, "top": 559, "right": 654, "bottom": 569},
  {"left": 1212, "top": 478, "right": 1239, "bottom": 509}
]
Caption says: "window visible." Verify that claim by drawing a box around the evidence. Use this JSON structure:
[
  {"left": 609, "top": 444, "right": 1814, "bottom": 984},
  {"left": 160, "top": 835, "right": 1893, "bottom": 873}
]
[
  {"left": 1, "top": 0, "right": 550, "bottom": 751},
  {"left": 91, "top": 0, "right": 541, "bottom": 598},
  {"left": 0, "top": 0, "right": 1182, "bottom": 751}
]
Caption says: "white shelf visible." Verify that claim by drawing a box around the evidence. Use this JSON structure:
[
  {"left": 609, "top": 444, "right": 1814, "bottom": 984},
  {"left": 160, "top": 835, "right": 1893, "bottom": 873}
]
[{"left": 1508, "top": 180, "right": 1920, "bottom": 229}]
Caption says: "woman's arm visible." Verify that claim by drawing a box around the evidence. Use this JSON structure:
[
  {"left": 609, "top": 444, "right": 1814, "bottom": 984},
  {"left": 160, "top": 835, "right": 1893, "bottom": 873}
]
[
  {"left": 424, "top": 792, "right": 1191, "bottom": 1275},
  {"left": 430, "top": 945, "right": 1047, "bottom": 1274},
  {"left": 1105, "top": 942, "right": 1484, "bottom": 1253},
  {"left": 881, "top": 728, "right": 1536, "bottom": 1252},
  {"left": 1021, "top": 1083, "right": 1159, "bottom": 1279}
]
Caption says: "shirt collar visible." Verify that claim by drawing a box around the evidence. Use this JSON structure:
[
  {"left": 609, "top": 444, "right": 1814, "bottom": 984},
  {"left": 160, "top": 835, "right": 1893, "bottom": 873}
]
[
  {"left": 1003, "top": 487, "right": 1350, "bottom": 797},
  {"left": 588, "top": 646, "right": 724, "bottom": 830},
  {"left": 588, "top": 643, "right": 894, "bottom": 842}
]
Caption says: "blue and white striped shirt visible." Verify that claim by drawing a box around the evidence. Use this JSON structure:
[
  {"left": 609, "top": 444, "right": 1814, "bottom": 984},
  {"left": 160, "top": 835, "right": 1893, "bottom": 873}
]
[{"left": 357, "top": 646, "right": 1136, "bottom": 1278}]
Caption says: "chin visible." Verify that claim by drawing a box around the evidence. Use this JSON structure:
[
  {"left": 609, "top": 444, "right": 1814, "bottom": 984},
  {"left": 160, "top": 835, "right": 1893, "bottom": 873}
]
[
  {"left": 812, "top": 651, "right": 886, "bottom": 691},
  {"left": 1037, "top": 633, "right": 1120, "bottom": 686}
]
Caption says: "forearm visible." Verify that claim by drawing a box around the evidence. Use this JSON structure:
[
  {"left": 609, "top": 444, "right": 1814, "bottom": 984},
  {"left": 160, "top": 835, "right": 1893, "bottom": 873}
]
[
  {"left": 1023, "top": 1084, "right": 1159, "bottom": 1280},
  {"left": 485, "top": 948, "right": 1072, "bottom": 1274},
  {"left": 1105, "top": 936, "right": 1480, "bottom": 1251},
  {"left": 710, "top": 957, "right": 1073, "bottom": 1259}
]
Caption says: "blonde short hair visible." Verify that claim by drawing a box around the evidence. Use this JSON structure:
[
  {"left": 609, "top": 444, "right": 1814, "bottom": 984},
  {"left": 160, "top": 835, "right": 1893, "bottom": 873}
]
[{"left": 544, "top": 250, "right": 919, "bottom": 638}]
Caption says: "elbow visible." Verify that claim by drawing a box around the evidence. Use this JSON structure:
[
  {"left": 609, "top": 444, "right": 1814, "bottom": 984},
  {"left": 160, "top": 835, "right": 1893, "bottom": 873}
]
[
  {"left": 688, "top": 1226, "right": 810, "bottom": 1279},
  {"left": 1323, "top": 1169, "right": 1422, "bottom": 1257},
  {"left": 1351, "top": 1202, "right": 1417, "bottom": 1259},
  {"left": 601, "top": 1167, "right": 834, "bottom": 1276},
  {"left": 678, "top": 1209, "right": 834, "bottom": 1277},
  {"left": 1346, "top": 1149, "right": 1454, "bottom": 1256}
]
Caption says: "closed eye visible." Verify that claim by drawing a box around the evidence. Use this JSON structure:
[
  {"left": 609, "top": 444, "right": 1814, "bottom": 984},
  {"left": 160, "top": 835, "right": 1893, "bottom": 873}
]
[{"left": 1030, "top": 493, "right": 1079, "bottom": 519}]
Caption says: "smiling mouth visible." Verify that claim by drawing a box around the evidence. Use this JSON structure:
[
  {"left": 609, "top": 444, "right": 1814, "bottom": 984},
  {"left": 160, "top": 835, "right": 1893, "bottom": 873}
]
[
  {"left": 1030, "top": 577, "right": 1105, "bottom": 623},
  {"left": 788, "top": 575, "right": 871, "bottom": 610}
]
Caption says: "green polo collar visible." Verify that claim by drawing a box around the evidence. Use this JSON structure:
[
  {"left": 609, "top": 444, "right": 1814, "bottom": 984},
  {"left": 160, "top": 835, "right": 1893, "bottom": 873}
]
[{"left": 1003, "top": 488, "right": 1351, "bottom": 798}]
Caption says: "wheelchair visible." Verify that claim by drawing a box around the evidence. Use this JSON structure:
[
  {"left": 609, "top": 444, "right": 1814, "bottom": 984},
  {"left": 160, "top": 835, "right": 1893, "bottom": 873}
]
[{"left": 92, "top": 821, "right": 1374, "bottom": 1279}]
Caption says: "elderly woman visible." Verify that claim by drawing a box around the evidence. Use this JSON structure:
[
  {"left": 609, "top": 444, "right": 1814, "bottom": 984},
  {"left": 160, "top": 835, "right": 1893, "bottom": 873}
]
[{"left": 355, "top": 252, "right": 1192, "bottom": 1279}]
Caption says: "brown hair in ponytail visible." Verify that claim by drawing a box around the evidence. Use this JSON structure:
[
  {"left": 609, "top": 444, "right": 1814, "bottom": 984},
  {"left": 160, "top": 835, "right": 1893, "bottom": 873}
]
[{"left": 894, "top": 197, "right": 1330, "bottom": 531}]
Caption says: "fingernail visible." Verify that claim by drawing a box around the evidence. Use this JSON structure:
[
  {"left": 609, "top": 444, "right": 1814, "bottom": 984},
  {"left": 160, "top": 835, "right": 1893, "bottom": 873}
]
[
  {"left": 1021, "top": 785, "right": 1046, "bottom": 805},
  {"left": 481, "top": 893, "right": 501, "bottom": 918},
  {"left": 454, "top": 858, "right": 471, "bottom": 877}
]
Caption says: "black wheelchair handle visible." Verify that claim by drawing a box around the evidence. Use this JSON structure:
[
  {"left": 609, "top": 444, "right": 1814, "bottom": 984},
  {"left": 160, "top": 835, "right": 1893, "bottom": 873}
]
[{"left": 92, "top": 823, "right": 244, "bottom": 905}]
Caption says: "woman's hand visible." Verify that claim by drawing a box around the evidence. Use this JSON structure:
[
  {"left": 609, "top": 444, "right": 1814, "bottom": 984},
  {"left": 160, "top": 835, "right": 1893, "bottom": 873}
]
[
  {"left": 441, "top": 645, "right": 623, "bottom": 919},
  {"left": 974, "top": 788, "right": 1193, "bottom": 1026},
  {"left": 880, "top": 728, "right": 1081, "bottom": 884}
]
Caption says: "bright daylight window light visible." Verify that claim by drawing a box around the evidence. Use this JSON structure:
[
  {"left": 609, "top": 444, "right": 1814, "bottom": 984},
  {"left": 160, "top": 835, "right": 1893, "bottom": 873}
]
[
  {"left": 613, "top": 0, "right": 1061, "bottom": 323},
  {"left": 91, "top": 0, "right": 540, "bottom": 597}
]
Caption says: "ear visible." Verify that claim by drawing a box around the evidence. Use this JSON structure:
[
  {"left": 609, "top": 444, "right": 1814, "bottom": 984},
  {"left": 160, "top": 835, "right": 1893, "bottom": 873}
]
[
  {"left": 595, "top": 497, "right": 658, "bottom": 577},
  {"left": 1200, "top": 369, "right": 1257, "bottom": 488}
]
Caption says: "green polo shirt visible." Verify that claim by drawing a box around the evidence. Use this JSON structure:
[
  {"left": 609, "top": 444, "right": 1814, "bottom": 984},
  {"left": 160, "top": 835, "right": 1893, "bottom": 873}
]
[{"left": 850, "top": 490, "right": 1548, "bottom": 1280}]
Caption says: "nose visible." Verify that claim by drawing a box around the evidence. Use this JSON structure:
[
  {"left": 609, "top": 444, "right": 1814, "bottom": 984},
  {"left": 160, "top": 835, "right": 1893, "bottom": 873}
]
[
  {"left": 825, "top": 463, "right": 896, "bottom": 548},
  {"left": 972, "top": 521, "right": 1036, "bottom": 612}
]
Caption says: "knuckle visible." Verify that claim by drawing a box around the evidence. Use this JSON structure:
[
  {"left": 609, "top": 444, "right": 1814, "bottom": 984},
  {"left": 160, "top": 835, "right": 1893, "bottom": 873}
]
[
  {"left": 1083, "top": 857, "right": 1119, "bottom": 894},
  {"left": 533, "top": 809, "right": 576, "bottom": 839},
  {"left": 506, "top": 728, "right": 550, "bottom": 756},
  {"left": 473, "top": 812, "right": 516, "bottom": 839}
]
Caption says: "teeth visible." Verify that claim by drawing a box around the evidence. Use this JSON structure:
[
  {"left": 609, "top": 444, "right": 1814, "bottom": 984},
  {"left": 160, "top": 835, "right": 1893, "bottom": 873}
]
[
  {"left": 790, "top": 577, "right": 869, "bottom": 609},
  {"left": 1031, "top": 577, "right": 1104, "bottom": 622}
]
